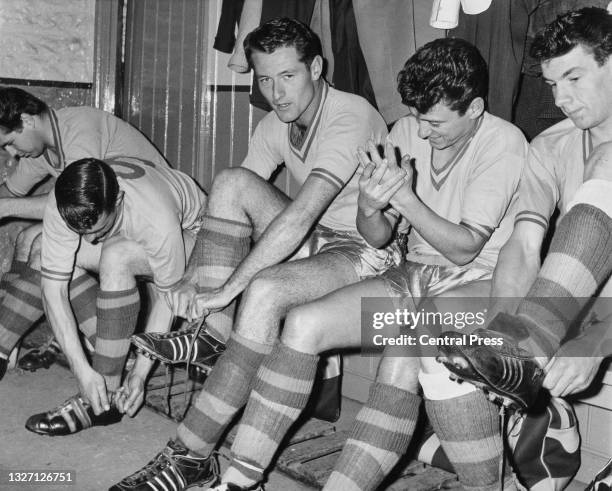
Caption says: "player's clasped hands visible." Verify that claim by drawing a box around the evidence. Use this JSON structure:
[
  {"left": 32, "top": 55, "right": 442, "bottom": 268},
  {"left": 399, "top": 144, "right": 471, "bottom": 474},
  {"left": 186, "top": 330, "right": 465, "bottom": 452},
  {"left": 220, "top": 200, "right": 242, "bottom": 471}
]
[{"left": 357, "top": 140, "right": 412, "bottom": 216}]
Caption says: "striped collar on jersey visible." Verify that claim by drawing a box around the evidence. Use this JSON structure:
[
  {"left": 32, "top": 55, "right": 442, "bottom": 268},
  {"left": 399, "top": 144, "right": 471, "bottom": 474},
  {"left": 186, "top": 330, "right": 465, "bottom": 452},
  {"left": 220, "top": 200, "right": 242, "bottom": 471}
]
[
  {"left": 429, "top": 114, "right": 484, "bottom": 191},
  {"left": 288, "top": 82, "right": 329, "bottom": 163}
]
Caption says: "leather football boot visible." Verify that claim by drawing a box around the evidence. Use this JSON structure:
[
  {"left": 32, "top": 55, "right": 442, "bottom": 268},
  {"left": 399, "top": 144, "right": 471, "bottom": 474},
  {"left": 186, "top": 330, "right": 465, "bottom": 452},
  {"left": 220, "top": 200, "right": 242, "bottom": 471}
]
[
  {"left": 18, "top": 339, "right": 61, "bottom": 372},
  {"left": 437, "top": 313, "right": 545, "bottom": 411},
  {"left": 109, "top": 440, "right": 219, "bottom": 490},
  {"left": 25, "top": 395, "right": 122, "bottom": 436},
  {"left": 131, "top": 329, "right": 225, "bottom": 371}
]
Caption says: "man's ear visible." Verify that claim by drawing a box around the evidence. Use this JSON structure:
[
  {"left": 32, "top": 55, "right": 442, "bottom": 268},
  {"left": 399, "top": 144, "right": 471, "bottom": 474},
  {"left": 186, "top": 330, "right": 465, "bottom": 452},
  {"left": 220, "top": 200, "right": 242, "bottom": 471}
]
[
  {"left": 467, "top": 97, "right": 485, "bottom": 120},
  {"left": 20, "top": 113, "right": 35, "bottom": 128},
  {"left": 310, "top": 55, "right": 323, "bottom": 81}
]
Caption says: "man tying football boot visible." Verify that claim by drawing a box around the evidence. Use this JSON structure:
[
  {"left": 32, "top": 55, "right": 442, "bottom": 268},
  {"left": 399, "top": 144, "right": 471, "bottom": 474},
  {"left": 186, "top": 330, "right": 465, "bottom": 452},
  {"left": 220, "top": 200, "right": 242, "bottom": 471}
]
[{"left": 25, "top": 157, "right": 206, "bottom": 437}]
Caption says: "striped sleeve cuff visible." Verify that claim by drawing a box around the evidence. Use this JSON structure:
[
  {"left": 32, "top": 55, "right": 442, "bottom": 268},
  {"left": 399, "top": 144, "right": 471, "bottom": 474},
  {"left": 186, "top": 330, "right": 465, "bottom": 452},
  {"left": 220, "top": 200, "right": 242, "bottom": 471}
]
[
  {"left": 310, "top": 168, "right": 345, "bottom": 190},
  {"left": 40, "top": 267, "right": 71, "bottom": 282},
  {"left": 514, "top": 210, "right": 548, "bottom": 229},
  {"left": 459, "top": 220, "right": 494, "bottom": 240}
]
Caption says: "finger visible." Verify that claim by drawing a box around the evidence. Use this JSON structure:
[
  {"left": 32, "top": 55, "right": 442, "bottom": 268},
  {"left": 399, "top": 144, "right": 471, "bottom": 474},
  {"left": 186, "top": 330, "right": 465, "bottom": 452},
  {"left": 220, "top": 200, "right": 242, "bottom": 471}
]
[
  {"left": 384, "top": 141, "right": 399, "bottom": 168},
  {"left": 125, "top": 387, "right": 141, "bottom": 416},
  {"left": 370, "top": 159, "right": 389, "bottom": 185},
  {"left": 88, "top": 389, "right": 103, "bottom": 415},
  {"left": 99, "top": 383, "right": 111, "bottom": 412},
  {"left": 381, "top": 173, "right": 409, "bottom": 200},
  {"left": 400, "top": 154, "right": 412, "bottom": 169},
  {"left": 127, "top": 393, "right": 144, "bottom": 417},
  {"left": 366, "top": 139, "right": 384, "bottom": 166},
  {"left": 356, "top": 147, "right": 372, "bottom": 168}
]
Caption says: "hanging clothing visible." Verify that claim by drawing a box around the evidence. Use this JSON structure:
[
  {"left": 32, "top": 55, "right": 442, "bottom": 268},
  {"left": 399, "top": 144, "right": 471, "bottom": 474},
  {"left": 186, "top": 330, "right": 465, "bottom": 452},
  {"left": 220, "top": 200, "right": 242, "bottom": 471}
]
[
  {"left": 213, "top": 0, "right": 245, "bottom": 54},
  {"left": 354, "top": 0, "right": 443, "bottom": 124},
  {"left": 451, "top": 0, "right": 538, "bottom": 122},
  {"left": 328, "top": 0, "right": 377, "bottom": 111},
  {"left": 227, "top": 0, "right": 263, "bottom": 73}
]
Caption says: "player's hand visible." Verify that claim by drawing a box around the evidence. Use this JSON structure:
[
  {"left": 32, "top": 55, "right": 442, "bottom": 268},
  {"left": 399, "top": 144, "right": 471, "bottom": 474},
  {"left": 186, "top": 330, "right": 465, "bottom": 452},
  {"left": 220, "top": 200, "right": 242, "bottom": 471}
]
[
  {"left": 189, "top": 287, "right": 232, "bottom": 321},
  {"left": 165, "top": 278, "right": 198, "bottom": 318},
  {"left": 115, "top": 370, "right": 146, "bottom": 417},
  {"left": 77, "top": 367, "right": 110, "bottom": 415},
  {"left": 357, "top": 140, "right": 409, "bottom": 217},
  {"left": 543, "top": 338, "right": 604, "bottom": 397}
]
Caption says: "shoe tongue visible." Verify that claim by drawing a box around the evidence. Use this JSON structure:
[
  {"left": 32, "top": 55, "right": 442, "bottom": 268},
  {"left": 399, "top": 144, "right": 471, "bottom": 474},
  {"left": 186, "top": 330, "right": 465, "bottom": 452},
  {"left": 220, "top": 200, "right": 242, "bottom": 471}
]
[{"left": 167, "top": 440, "right": 188, "bottom": 455}]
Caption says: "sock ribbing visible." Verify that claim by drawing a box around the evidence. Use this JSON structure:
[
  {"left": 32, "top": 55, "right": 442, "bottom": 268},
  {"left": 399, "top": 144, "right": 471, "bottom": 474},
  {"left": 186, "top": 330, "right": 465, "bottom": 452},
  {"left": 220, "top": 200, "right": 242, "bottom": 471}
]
[
  {"left": 324, "top": 382, "right": 421, "bottom": 491},
  {"left": 177, "top": 332, "right": 272, "bottom": 456},
  {"left": 517, "top": 203, "right": 612, "bottom": 357},
  {"left": 0, "top": 266, "right": 44, "bottom": 357},
  {"left": 192, "top": 215, "right": 251, "bottom": 342},
  {"left": 92, "top": 287, "right": 140, "bottom": 391},
  {"left": 425, "top": 392, "right": 508, "bottom": 490},
  {"left": 226, "top": 342, "right": 319, "bottom": 486}
]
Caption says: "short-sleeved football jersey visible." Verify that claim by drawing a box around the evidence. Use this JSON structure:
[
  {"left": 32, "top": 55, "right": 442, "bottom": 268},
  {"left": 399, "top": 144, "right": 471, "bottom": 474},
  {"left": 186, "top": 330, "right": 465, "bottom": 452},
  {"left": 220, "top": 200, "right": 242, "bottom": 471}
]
[
  {"left": 41, "top": 157, "right": 206, "bottom": 291},
  {"left": 241, "top": 82, "right": 387, "bottom": 232},
  {"left": 389, "top": 112, "right": 527, "bottom": 270},
  {"left": 515, "top": 118, "right": 588, "bottom": 230},
  {"left": 6, "top": 107, "right": 170, "bottom": 197}
]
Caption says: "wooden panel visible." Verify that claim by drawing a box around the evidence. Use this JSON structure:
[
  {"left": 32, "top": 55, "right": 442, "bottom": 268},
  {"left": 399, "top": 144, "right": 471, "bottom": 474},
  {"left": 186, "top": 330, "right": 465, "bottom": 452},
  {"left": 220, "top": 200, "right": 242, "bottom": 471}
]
[{"left": 123, "top": 0, "right": 209, "bottom": 180}]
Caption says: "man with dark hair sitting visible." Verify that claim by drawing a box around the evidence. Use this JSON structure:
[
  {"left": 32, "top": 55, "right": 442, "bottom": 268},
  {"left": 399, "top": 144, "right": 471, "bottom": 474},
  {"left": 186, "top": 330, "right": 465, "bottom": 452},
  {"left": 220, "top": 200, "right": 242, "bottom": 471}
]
[
  {"left": 439, "top": 7, "right": 612, "bottom": 411},
  {"left": 111, "top": 16, "right": 398, "bottom": 491},
  {"left": 24, "top": 157, "right": 206, "bottom": 437}
]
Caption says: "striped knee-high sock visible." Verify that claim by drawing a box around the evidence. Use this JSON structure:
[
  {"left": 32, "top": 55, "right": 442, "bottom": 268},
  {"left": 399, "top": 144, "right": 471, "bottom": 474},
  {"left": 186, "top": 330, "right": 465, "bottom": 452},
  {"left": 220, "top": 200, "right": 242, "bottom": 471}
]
[
  {"left": 177, "top": 332, "right": 272, "bottom": 457},
  {"left": 0, "top": 266, "right": 44, "bottom": 358},
  {"left": 192, "top": 216, "right": 251, "bottom": 342},
  {"left": 324, "top": 382, "right": 421, "bottom": 491},
  {"left": 515, "top": 202, "right": 612, "bottom": 358},
  {"left": 0, "top": 259, "right": 28, "bottom": 296},
  {"left": 224, "top": 342, "right": 319, "bottom": 487},
  {"left": 92, "top": 287, "right": 140, "bottom": 391},
  {"left": 425, "top": 392, "right": 515, "bottom": 491},
  {"left": 70, "top": 274, "right": 99, "bottom": 348}
]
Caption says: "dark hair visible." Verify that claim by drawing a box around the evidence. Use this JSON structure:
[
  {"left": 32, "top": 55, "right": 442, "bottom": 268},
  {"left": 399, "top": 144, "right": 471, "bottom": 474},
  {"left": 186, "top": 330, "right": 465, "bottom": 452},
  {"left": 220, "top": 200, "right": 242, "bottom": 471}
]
[
  {"left": 530, "top": 7, "right": 612, "bottom": 65},
  {"left": 55, "top": 158, "right": 120, "bottom": 231},
  {"left": 396, "top": 37, "right": 488, "bottom": 115},
  {"left": 244, "top": 17, "right": 322, "bottom": 69},
  {"left": 0, "top": 87, "right": 48, "bottom": 133}
]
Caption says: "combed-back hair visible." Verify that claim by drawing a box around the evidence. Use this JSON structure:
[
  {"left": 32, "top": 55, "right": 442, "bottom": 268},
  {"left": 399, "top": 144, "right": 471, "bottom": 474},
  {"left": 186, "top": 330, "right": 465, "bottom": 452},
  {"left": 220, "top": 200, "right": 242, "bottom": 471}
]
[
  {"left": 0, "top": 87, "right": 48, "bottom": 133},
  {"left": 244, "top": 17, "right": 322, "bottom": 69},
  {"left": 530, "top": 7, "right": 612, "bottom": 65},
  {"left": 55, "top": 158, "right": 119, "bottom": 232},
  {"left": 397, "top": 37, "right": 488, "bottom": 115}
]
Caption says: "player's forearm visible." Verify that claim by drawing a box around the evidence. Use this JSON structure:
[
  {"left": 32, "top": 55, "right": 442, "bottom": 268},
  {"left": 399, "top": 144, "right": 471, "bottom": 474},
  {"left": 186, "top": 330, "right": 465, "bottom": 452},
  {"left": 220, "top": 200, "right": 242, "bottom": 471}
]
[
  {"left": 41, "top": 280, "right": 90, "bottom": 374},
  {"left": 222, "top": 212, "right": 313, "bottom": 299},
  {"left": 491, "top": 237, "right": 540, "bottom": 299},
  {"left": 0, "top": 193, "right": 49, "bottom": 220},
  {"left": 356, "top": 208, "right": 393, "bottom": 248},
  {"left": 391, "top": 192, "right": 482, "bottom": 265}
]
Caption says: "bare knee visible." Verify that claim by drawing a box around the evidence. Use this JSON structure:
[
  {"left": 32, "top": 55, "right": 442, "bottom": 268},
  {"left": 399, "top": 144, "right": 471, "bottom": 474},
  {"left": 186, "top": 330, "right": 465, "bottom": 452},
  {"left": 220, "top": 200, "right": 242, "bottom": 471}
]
[
  {"left": 208, "top": 168, "right": 256, "bottom": 210},
  {"left": 15, "top": 226, "right": 42, "bottom": 261},
  {"left": 98, "top": 240, "right": 142, "bottom": 290},
  {"left": 25, "top": 234, "right": 43, "bottom": 269},
  {"left": 283, "top": 304, "right": 328, "bottom": 355},
  {"left": 376, "top": 355, "right": 420, "bottom": 392}
]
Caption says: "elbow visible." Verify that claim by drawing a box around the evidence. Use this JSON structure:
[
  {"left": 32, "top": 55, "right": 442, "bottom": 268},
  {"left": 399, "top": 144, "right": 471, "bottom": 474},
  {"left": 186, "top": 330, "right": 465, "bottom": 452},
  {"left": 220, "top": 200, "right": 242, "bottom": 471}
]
[{"left": 451, "top": 253, "right": 477, "bottom": 267}]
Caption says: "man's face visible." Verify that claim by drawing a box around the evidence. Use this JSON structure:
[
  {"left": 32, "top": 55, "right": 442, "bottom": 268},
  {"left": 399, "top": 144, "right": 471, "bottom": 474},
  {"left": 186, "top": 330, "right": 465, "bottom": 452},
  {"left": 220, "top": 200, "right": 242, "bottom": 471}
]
[
  {"left": 413, "top": 101, "right": 479, "bottom": 151},
  {"left": 71, "top": 209, "right": 119, "bottom": 245},
  {"left": 542, "top": 45, "right": 612, "bottom": 131},
  {"left": 0, "top": 116, "right": 46, "bottom": 159},
  {"left": 252, "top": 46, "right": 321, "bottom": 126}
]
